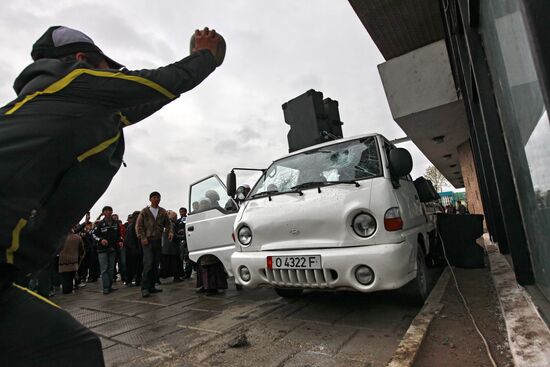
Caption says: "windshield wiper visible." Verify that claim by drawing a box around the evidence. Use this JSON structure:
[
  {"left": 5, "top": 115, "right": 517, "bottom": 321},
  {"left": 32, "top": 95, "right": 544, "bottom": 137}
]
[
  {"left": 249, "top": 190, "right": 279, "bottom": 201},
  {"left": 290, "top": 180, "right": 361, "bottom": 194},
  {"left": 325, "top": 180, "right": 361, "bottom": 187}
]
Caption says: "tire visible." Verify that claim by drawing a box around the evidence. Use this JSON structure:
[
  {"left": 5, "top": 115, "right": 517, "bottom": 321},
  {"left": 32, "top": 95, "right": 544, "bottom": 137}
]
[
  {"left": 402, "top": 246, "right": 429, "bottom": 306},
  {"left": 274, "top": 288, "right": 303, "bottom": 298}
]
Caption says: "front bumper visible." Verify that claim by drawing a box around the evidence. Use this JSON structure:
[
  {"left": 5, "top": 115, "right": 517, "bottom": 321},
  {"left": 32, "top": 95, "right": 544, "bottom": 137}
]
[{"left": 231, "top": 241, "right": 416, "bottom": 292}]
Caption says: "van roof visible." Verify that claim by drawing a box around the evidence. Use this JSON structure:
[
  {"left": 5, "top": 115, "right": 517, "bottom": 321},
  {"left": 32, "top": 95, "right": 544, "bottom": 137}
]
[{"left": 276, "top": 133, "right": 382, "bottom": 162}]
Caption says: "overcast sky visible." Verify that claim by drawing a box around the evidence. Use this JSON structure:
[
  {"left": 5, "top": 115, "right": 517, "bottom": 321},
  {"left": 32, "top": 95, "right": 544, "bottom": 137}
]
[{"left": 0, "top": 0, "right": 440, "bottom": 219}]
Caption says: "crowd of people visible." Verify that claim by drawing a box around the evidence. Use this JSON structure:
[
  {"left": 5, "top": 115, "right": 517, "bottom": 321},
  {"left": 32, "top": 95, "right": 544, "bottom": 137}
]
[
  {"left": 29, "top": 191, "right": 228, "bottom": 299},
  {"left": 444, "top": 200, "right": 469, "bottom": 215}
]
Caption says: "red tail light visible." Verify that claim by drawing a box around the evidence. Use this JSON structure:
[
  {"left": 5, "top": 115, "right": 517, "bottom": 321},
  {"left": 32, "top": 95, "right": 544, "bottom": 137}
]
[
  {"left": 384, "top": 207, "right": 403, "bottom": 231},
  {"left": 232, "top": 232, "right": 236, "bottom": 242},
  {"left": 267, "top": 256, "right": 273, "bottom": 269}
]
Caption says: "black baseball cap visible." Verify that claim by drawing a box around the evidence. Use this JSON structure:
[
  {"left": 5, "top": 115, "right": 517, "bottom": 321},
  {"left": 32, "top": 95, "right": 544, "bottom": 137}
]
[
  {"left": 149, "top": 191, "right": 161, "bottom": 199},
  {"left": 31, "top": 26, "right": 124, "bottom": 69}
]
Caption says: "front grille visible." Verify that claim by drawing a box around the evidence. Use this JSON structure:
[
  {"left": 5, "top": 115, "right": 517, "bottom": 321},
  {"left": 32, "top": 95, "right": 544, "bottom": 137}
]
[{"left": 263, "top": 268, "right": 337, "bottom": 288}]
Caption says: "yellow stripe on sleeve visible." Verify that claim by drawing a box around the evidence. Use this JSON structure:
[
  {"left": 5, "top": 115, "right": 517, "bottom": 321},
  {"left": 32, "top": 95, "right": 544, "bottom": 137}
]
[{"left": 5, "top": 69, "right": 176, "bottom": 115}]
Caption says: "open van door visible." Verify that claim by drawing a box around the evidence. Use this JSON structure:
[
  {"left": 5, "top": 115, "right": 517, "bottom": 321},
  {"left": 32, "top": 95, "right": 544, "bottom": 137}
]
[{"left": 186, "top": 174, "right": 239, "bottom": 276}]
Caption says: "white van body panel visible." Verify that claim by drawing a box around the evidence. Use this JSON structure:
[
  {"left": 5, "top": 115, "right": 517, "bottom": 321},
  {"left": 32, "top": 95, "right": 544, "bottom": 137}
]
[
  {"left": 186, "top": 174, "right": 238, "bottom": 276},
  {"left": 186, "top": 209, "right": 236, "bottom": 276}
]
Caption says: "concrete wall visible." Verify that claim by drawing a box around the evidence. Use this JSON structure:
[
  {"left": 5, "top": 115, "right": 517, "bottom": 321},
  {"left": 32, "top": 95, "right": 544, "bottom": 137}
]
[
  {"left": 378, "top": 39, "right": 458, "bottom": 120},
  {"left": 378, "top": 40, "right": 470, "bottom": 188}
]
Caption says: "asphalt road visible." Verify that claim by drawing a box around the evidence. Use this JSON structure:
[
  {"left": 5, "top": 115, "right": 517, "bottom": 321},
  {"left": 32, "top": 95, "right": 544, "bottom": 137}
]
[{"left": 56, "top": 277, "right": 425, "bottom": 367}]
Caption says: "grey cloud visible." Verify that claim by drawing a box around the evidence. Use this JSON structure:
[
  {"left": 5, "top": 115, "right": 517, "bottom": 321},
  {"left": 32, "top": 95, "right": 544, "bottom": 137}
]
[{"left": 0, "top": 1, "right": 434, "bottom": 217}]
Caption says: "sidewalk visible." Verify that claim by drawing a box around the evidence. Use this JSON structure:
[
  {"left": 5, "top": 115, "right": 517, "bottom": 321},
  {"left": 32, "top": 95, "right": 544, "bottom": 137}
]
[
  {"left": 412, "top": 236, "right": 550, "bottom": 367},
  {"left": 414, "top": 266, "right": 513, "bottom": 367}
]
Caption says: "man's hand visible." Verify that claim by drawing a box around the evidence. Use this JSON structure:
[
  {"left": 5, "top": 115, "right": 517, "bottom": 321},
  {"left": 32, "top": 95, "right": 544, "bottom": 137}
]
[
  {"left": 190, "top": 27, "right": 226, "bottom": 66},
  {"left": 168, "top": 233, "right": 174, "bottom": 241},
  {"left": 141, "top": 238, "right": 149, "bottom": 246},
  {"left": 100, "top": 239, "right": 108, "bottom": 247},
  {"left": 85, "top": 212, "right": 91, "bottom": 222}
]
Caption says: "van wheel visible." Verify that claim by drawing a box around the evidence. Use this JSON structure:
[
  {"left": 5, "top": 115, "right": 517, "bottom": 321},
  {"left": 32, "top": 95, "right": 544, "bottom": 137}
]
[
  {"left": 402, "top": 246, "right": 429, "bottom": 306},
  {"left": 275, "top": 288, "right": 303, "bottom": 298}
]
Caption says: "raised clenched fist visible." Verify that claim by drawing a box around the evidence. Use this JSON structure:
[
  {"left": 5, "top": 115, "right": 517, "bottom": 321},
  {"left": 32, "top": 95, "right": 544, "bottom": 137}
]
[{"left": 190, "top": 27, "right": 226, "bottom": 67}]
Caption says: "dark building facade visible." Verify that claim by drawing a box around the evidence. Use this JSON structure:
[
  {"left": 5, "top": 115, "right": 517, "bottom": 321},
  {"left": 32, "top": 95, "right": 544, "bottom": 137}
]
[{"left": 349, "top": 0, "right": 550, "bottom": 302}]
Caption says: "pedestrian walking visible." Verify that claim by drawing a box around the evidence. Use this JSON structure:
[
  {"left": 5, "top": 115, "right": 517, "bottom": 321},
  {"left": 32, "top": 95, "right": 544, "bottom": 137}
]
[
  {"left": 196, "top": 255, "right": 228, "bottom": 295},
  {"left": 136, "top": 192, "right": 173, "bottom": 298},
  {"left": 176, "top": 207, "right": 193, "bottom": 279},
  {"left": 112, "top": 213, "right": 127, "bottom": 283},
  {"left": 160, "top": 211, "right": 184, "bottom": 282},
  {"left": 124, "top": 211, "right": 143, "bottom": 286},
  {"left": 93, "top": 206, "right": 122, "bottom": 295},
  {"left": 77, "top": 221, "right": 95, "bottom": 284},
  {"left": 58, "top": 229, "right": 85, "bottom": 294}
]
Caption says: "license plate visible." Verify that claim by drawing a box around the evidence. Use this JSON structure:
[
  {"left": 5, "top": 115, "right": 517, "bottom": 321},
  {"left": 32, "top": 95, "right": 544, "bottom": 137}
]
[{"left": 267, "top": 255, "right": 321, "bottom": 269}]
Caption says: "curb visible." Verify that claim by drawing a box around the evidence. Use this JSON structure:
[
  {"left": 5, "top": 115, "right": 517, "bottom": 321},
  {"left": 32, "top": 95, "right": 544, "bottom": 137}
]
[
  {"left": 485, "top": 239, "right": 550, "bottom": 366},
  {"left": 387, "top": 268, "right": 451, "bottom": 367}
]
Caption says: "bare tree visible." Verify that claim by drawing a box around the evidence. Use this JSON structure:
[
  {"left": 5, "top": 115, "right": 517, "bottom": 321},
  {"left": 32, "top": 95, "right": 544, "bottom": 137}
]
[{"left": 424, "top": 165, "right": 449, "bottom": 192}]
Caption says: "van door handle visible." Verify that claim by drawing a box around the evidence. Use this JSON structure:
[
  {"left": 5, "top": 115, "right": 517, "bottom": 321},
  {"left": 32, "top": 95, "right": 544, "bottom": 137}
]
[{"left": 187, "top": 225, "right": 194, "bottom": 231}]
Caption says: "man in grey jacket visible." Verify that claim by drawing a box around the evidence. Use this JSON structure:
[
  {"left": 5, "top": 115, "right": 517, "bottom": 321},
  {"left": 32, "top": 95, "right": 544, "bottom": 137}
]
[{"left": 136, "top": 191, "right": 173, "bottom": 298}]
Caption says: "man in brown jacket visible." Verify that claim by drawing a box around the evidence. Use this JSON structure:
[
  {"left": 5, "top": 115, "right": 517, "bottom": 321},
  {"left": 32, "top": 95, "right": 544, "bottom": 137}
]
[
  {"left": 58, "top": 228, "right": 85, "bottom": 294},
  {"left": 136, "top": 191, "right": 173, "bottom": 297}
]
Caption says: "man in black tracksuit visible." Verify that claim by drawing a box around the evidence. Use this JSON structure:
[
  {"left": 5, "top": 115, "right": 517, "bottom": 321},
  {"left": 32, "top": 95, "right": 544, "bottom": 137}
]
[
  {"left": 0, "top": 25, "right": 225, "bottom": 366},
  {"left": 92, "top": 206, "right": 121, "bottom": 294}
]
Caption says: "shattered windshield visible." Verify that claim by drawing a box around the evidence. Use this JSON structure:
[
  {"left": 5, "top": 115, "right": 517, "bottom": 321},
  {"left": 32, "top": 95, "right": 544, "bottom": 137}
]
[{"left": 250, "top": 136, "right": 381, "bottom": 197}]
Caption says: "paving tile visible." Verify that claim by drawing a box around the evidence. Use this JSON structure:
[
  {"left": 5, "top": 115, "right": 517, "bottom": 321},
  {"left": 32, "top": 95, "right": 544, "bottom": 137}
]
[
  {"left": 185, "top": 297, "right": 235, "bottom": 312},
  {"left": 280, "top": 322, "right": 357, "bottom": 356},
  {"left": 92, "top": 317, "right": 149, "bottom": 337},
  {"left": 99, "top": 337, "right": 117, "bottom": 349},
  {"left": 337, "top": 302, "right": 417, "bottom": 331},
  {"left": 158, "top": 309, "right": 217, "bottom": 328},
  {"left": 102, "top": 343, "right": 150, "bottom": 366},
  {"left": 135, "top": 300, "right": 200, "bottom": 322},
  {"left": 112, "top": 323, "right": 181, "bottom": 346},
  {"left": 69, "top": 308, "right": 124, "bottom": 328},
  {"left": 201, "top": 317, "right": 304, "bottom": 367},
  {"left": 336, "top": 329, "right": 400, "bottom": 366},
  {"left": 147, "top": 328, "right": 218, "bottom": 357},
  {"left": 88, "top": 300, "right": 163, "bottom": 316},
  {"left": 282, "top": 351, "right": 355, "bottom": 367}
]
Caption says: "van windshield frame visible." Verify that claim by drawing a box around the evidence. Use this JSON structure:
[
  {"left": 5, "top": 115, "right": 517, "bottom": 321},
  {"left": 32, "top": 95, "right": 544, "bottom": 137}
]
[{"left": 248, "top": 136, "right": 382, "bottom": 199}]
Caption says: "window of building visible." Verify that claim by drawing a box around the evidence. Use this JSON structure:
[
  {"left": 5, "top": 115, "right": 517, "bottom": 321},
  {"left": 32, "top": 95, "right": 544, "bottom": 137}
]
[{"left": 479, "top": 0, "right": 550, "bottom": 299}]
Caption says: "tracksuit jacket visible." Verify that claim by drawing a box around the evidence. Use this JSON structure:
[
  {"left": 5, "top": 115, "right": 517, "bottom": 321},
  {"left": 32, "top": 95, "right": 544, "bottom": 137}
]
[
  {"left": 0, "top": 49, "right": 216, "bottom": 278},
  {"left": 92, "top": 219, "right": 121, "bottom": 253}
]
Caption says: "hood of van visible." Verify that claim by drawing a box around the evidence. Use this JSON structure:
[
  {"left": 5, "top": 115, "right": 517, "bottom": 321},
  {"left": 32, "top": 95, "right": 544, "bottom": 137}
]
[{"left": 235, "top": 178, "right": 401, "bottom": 252}]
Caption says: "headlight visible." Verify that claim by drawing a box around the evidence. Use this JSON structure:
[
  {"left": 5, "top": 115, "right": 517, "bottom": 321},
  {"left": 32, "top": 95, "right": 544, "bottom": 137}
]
[
  {"left": 238, "top": 226, "right": 252, "bottom": 246},
  {"left": 352, "top": 213, "right": 377, "bottom": 237}
]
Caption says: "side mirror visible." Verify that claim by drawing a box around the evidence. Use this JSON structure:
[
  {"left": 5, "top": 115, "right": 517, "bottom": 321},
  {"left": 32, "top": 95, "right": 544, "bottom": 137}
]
[
  {"left": 389, "top": 148, "right": 413, "bottom": 178},
  {"left": 227, "top": 171, "right": 237, "bottom": 197}
]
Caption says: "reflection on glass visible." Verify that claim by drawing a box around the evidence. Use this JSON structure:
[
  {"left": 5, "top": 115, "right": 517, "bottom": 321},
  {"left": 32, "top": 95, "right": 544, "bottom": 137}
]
[
  {"left": 189, "top": 176, "right": 236, "bottom": 213},
  {"left": 480, "top": 0, "right": 550, "bottom": 299},
  {"left": 525, "top": 111, "right": 550, "bottom": 209}
]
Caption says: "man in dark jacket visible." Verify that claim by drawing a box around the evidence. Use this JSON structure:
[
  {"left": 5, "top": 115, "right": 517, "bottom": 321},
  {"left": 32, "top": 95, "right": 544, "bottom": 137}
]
[
  {"left": 92, "top": 206, "right": 121, "bottom": 295},
  {"left": 0, "top": 25, "right": 225, "bottom": 367},
  {"left": 176, "top": 207, "right": 193, "bottom": 279},
  {"left": 124, "top": 211, "right": 142, "bottom": 286}
]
